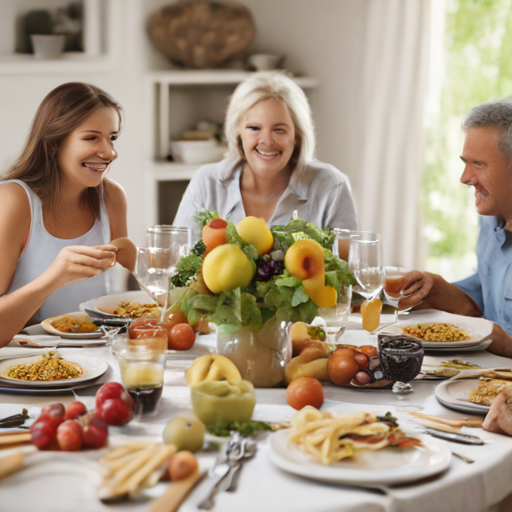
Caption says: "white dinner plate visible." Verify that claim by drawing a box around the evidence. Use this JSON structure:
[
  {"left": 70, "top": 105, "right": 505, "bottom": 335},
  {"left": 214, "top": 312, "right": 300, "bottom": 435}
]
[
  {"left": 385, "top": 310, "right": 494, "bottom": 349},
  {"left": 80, "top": 290, "right": 157, "bottom": 318},
  {"left": 41, "top": 312, "right": 103, "bottom": 339},
  {"left": 268, "top": 429, "right": 451, "bottom": 486},
  {"left": 0, "top": 353, "right": 109, "bottom": 388},
  {"left": 435, "top": 378, "right": 490, "bottom": 415}
]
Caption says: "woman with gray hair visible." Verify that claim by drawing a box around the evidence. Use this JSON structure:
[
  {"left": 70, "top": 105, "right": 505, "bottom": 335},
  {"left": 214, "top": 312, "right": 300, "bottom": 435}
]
[{"left": 173, "top": 72, "right": 359, "bottom": 242}]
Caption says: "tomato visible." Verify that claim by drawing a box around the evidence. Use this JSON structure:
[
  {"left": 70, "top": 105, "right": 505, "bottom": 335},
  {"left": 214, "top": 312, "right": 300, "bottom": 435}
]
[
  {"left": 286, "top": 377, "right": 324, "bottom": 411},
  {"left": 359, "top": 345, "right": 378, "bottom": 357},
  {"left": 129, "top": 319, "right": 167, "bottom": 340},
  {"left": 327, "top": 349, "right": 359, "bottom": 385},
  {"left": 166, "top": 307, "right": 188, "bottom": 329},
  {"left": 168, "top": 450, "right": 198, "bottom": 481},
  {"left": 168, "top": 324, "right": 196, "bottom": 350},
  {"left": 209, "top": 218, "right": 227, "bottom": 229}
]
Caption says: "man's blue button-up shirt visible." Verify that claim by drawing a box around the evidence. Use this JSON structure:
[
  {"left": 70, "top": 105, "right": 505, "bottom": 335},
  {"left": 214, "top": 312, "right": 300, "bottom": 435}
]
[{"left": 454, "top": 216, "right": 512, "bottom": 335}]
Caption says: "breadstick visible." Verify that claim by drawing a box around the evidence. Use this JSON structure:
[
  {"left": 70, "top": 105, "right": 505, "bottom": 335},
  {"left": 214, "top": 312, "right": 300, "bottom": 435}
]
[
  {"left": 102, "top": 442, "right": 153, "bottom": 461},
  {"left": 117, "top": 444, "right": 175, "bottom": 494},
  {"left": 112, "top": 446, "right": 156, "bottom": 486}
]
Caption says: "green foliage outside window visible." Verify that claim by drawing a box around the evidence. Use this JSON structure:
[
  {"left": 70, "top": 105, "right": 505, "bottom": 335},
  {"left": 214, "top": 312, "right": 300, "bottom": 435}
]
[{"left": 422, "top": 0, "right": 512, "bottom": 279}]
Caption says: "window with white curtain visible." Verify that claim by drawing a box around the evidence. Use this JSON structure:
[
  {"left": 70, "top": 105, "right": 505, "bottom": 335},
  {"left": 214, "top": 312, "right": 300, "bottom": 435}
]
[{"left": 422, "top": 0, "right": 512, "bottom": 281}]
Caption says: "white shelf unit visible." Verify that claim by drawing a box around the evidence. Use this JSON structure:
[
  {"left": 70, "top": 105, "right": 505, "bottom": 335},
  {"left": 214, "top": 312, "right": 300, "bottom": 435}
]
[
  {"left": 144, "top": 70, "right": 319, "bottom": 227},
  {"left": 0, "top": 0, "right": 115, "bottom": 75}
]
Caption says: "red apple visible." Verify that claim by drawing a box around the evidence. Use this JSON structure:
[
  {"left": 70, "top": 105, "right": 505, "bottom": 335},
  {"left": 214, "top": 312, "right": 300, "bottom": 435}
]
[
  {"left": 65, "top": 401, "right": 87, "bottom": 420},
  {"left": 98, "top": 398, "right": 133, "bottom": 426},
  {"left": 41, "top": 403, "right": 65, "bottom": 418},
  {"left": 79, "top": 413, "right": 108, "bottom": 448},
  {"left": 95, "top": 382, "right": 135, "bottom": 426},
  {"left": 56, "top": 420, "right": 83, "bottom": 451},
  {"left": 30, "top": 416, "right": 58, "bottom": 449}
]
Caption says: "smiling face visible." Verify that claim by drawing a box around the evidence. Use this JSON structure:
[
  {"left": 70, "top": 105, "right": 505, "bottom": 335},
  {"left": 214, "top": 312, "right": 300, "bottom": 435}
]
[
  {"left": 460, "top": 126, "right": 512, "bottom": 222},
  {"left": 239, "top": 98, "right": 296, "bottom": 179},
  {"left": 57, "top": 107, "right": 119, "bottom": 189}
]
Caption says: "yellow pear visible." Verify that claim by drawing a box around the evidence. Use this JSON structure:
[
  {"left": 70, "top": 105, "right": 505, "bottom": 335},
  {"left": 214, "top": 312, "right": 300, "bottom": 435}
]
[{"left": 237, "top": 217, "right": 274, "bottom": 256}]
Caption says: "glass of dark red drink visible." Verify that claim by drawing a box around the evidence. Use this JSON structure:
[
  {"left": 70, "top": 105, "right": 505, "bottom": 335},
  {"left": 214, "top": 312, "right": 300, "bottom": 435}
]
[
  {"left": 378, "top": 334, "right": 424, "bottom": 394},
  {"left": 111, "top": 329, "right": 167, "bottom": 416}
]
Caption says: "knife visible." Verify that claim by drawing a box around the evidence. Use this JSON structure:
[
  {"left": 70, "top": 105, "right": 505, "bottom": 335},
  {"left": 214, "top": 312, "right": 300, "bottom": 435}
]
[{"left": 425, "top": 428, "right": 484, "bottom": 445}]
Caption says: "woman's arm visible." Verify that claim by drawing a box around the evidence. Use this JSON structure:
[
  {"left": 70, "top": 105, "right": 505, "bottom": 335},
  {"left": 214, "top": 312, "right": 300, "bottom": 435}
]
[
  {"left": 103, "top": 179, "right": 136, "bottom": 271},
  {"left": 0, "top": 184, "right": 116, "bottom": 347},
  {"left": 104, "top": 179, "right": 128, "bottom": 240}
]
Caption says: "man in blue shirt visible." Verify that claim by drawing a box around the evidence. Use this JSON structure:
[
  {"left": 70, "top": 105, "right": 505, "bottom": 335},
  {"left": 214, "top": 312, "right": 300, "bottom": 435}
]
[{"left": 401, "top": 99, "right": 512, "bottom": 357}]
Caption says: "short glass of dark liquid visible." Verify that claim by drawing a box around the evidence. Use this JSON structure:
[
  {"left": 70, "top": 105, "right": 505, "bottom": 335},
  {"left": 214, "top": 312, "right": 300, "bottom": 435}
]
[
  {"left": 111, "top": 327, "right": 167, "bottom": 416},
  {"left": 378, "top": 335, "right": 424, "bottom": 394}
]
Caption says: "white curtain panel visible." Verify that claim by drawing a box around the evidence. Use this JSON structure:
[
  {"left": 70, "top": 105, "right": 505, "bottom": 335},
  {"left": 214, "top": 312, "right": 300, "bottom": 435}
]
[{"left": 352, "top": 0, "right": 431, "bottom": 269}]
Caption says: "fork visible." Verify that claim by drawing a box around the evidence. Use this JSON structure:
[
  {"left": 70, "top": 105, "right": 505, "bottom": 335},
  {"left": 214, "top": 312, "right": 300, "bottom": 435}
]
[{"left": 198, "top": 435, "right": 246, "bottom": 510}]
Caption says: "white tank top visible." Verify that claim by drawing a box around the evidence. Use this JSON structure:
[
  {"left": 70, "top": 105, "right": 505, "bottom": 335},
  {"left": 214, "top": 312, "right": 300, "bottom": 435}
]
[{"left": 3, "top": 179, "right": 112, "bottom": 323}]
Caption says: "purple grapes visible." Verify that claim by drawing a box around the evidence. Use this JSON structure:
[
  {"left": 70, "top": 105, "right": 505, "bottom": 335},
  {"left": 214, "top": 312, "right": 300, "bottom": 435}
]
[{"left": 256, "top": 258, "right": 284, "bottom": 281}]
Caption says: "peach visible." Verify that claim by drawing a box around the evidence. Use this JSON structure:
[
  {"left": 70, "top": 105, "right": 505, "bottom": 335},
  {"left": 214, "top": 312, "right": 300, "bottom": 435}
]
[
  {"left": 285, "top": 240, "right": 337, "bottom": 308},
  {"left": 202, "top": 218, "right": 228, "bottom": 253},
  {"left": 285, "top": 239, "right": 325, "bottom": 280}
]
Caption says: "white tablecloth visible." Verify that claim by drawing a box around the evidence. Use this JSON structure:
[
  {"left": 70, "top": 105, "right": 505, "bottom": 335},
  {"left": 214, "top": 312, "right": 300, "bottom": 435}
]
[{"left": 1, "top": 318, "right": 512, "bottom": 512}]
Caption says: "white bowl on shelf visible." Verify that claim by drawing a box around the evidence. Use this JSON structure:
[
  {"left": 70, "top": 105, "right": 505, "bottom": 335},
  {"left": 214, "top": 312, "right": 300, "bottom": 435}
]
[{"left": 169, "top": 139, "right": 226, "bottom": 164}]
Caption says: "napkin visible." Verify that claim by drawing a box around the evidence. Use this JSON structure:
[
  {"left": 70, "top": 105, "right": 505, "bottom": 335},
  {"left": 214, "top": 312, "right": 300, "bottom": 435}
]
[{"left": 0, "top": 347, "right": 47, "bottom": 360}]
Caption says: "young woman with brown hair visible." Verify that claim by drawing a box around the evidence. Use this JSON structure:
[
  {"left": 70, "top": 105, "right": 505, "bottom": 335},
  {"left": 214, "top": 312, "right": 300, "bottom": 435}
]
[{"left": 0, "top": 82, "right": 134, "bottom": 347}]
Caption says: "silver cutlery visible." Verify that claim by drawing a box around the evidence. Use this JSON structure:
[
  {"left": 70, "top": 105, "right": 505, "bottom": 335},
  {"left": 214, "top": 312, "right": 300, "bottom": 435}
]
[
  {"left": 424, "top": 428, "right": 484, "bottom": 445},
  {"left": 226, "top": 438, "right": 257, "bottom": 492},
  {"left": 198, "top": 433, "right": 253, "bottom": 510},
  {"left": 451, "top": 451, "right": 475, "bottom": 464}
]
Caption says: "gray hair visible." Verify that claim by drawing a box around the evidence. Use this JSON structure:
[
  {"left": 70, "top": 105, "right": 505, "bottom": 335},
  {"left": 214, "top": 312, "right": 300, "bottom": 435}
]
[
  {"left": 224, "top": 72, "right": 316, "bottom": 171},
  {"left": 462, "top": 99, "right": 512, "bottom": 162}
]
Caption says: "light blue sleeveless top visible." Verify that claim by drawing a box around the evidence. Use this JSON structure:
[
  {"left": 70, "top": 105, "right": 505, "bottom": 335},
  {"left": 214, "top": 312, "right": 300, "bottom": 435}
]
[{"left": 3, "top": 179, "right": 112, "bottom": 323}]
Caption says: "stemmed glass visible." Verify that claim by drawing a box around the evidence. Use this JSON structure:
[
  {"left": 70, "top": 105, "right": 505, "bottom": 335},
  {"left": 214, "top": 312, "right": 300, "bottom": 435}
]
[
  {"left": 383, "top": 266, "right": 406, "bottom": 323},
  {"left": 349, "top": 233, "right": 384, "bottom": 333},
  {"left": 135, "top": 226, "right": 190, "bottom": 322}
]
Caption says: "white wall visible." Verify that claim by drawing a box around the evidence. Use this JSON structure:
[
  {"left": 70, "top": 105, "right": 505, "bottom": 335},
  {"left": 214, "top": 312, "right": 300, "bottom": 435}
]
[{"left": 0, "top": 0, "right": 367, "bottom": 246}]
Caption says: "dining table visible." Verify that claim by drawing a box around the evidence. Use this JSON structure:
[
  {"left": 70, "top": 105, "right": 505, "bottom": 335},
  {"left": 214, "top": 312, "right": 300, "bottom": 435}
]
[{"left": 1, "top": 312, "right": 512, "bottom": 512}]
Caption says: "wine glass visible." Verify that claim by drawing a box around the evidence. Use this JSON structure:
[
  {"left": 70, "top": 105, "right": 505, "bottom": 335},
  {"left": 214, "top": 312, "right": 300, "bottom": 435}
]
[
  {"left": 349, "top": 233, "right": 384, "bottom": 332},
  {"left": 378, "top": 335, "right": 424, "bottom": 394},
  {"left": 146, "top": 225, "right": 190, "bottom": 251},
  {"left": 134, "top": 246, "right": 175, "bottom": 311},
  {"left": 383, "top": 266, "right": 406, "bottom": 323},
  {"left": 144, "top": 225, "right": 191, "bottom": 320}
]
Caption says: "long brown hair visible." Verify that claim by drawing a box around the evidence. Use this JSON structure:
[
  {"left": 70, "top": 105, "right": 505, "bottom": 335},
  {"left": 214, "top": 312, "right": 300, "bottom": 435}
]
[{"left": 3, "top": 82, "right": 122, "bottom": 219}]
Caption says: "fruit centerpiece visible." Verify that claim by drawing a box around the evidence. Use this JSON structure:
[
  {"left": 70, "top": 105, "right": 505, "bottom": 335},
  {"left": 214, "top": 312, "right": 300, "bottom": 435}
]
[{"left": 171, "top": 212, "right": 355, "bottom": 387}]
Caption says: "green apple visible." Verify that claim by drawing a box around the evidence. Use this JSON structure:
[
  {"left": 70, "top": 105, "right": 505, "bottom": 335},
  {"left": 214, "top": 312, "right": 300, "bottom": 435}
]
[{"left": 162, "top": 413, "right": 205, "bottom": 453}]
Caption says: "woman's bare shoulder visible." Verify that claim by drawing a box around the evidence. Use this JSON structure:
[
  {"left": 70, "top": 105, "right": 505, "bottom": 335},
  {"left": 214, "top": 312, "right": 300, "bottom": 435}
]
[
  {"left": 0, "top": 182, "right": 31, "bottom": 221},
  {"left": 104, "top": 178, "right": 127, "bottom": 207}
]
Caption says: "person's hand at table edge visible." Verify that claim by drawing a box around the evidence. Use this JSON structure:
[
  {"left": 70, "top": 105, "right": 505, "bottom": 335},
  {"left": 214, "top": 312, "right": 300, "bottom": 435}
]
[{"left": 398, "top": 271, "right": 482, "bottom": 317}]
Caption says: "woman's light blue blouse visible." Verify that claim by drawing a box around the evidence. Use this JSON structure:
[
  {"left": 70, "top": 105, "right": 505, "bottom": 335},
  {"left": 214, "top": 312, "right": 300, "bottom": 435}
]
[{"left": 173, "top": 157, "right": 359, "bottom": 243}]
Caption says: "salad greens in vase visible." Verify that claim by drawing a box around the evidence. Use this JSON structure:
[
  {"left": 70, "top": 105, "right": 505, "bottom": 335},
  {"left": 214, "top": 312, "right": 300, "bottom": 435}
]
[{"left": 171, "top": 211, "right": 355, "bottom": 387}]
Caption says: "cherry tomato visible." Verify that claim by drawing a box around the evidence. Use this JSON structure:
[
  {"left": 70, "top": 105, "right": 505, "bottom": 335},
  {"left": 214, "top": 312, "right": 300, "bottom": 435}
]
[
  {"left": 354, "top": 352, "right": 369, "bottom": 369},
  {"left": 286, "top": 377, "right": 324, "bottom": 411},
  {"left": 359, "top": 345, "right": 378, "bottom": 357},
  {"left": 168, "top": 324, "right": 196, "bottom": 350},
  {"left": 209, "top": 218, "right": 227, "bottom": 229}
]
